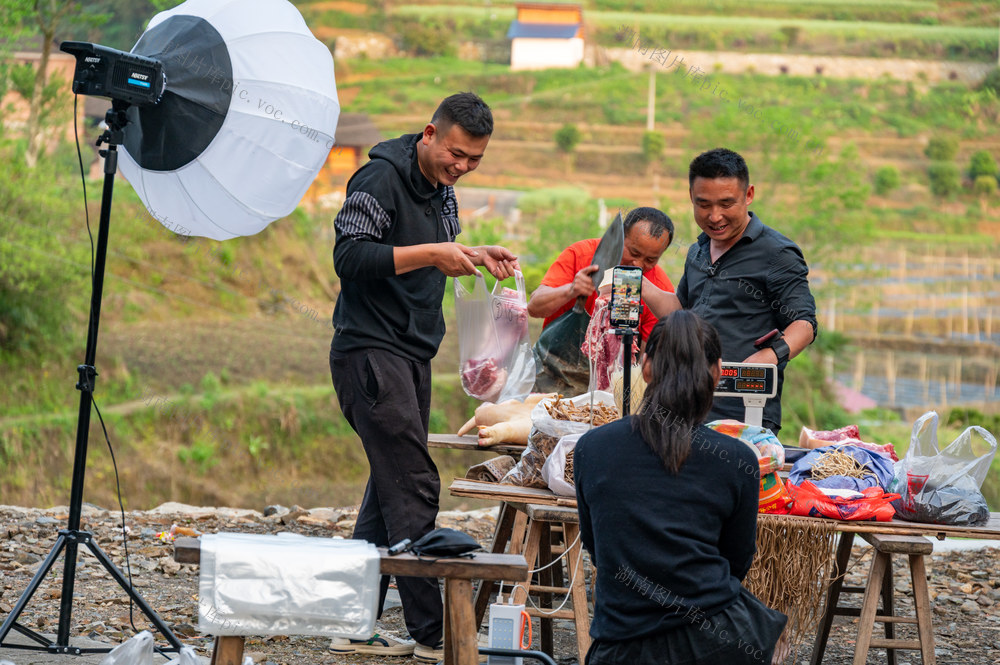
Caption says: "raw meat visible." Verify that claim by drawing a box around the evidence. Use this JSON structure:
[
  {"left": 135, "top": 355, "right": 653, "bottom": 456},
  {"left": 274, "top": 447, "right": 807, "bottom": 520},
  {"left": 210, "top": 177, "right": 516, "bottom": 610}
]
[
  {"left": 581, "top": 295, "right": 638, "bottom": 391},
  {"left": 478, "top": 418, "right": 532, "bottom": 446},
  {"left": 799, "top": 425, "right": 899, "bottom": 462},
  {"left": 456, "top": 393, "right": 554, "bottom": 436},
  {"left": 461, "top": 357, "right": 507, "bottom": 403}
]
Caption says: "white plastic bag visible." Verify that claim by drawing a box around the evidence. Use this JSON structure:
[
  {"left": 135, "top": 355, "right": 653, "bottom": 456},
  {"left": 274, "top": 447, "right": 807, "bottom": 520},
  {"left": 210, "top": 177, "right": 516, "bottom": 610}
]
[
  {"left": 501, "top": 391, "right": 616, "bottom": 488},
  {"left": 889, "top": 411, "right": 997, "bottom": 526},
  {"left": 199, "top": 533, "right": 379, "bottom": 638},
  {"left": 541, "top": 432, "right": 584, "bottom": 497},
  {"left": 164, "top": 646, "right": 204, "bottom": 665},
  {"left": 455, "top": 270, "right": 535, "bottom": 404},
  {"left": 99, "top": 630, "right": 154, "bottom": 665}
]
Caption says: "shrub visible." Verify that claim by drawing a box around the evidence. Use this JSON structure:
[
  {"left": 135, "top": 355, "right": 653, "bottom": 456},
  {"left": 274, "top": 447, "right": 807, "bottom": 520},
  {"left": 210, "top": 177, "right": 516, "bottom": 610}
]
[
  {"left": 968, "top": 150, "right": 998, "bottom": 180},
  {"left": 927, "top": 162, "right": 961, "bottom": 198},
  {"left": 641, "top": 130, "right": 665, "bottom": 165},
  {"left": 980, "top": 67, "right": 1000, "bottom": 95},
  {"left": 873, "top": 165, "right": 900, "bottom": 195},
  {"left": 924, "top": 136, "right": 959, "bottom": 161},
  {"left": 395, "top": 20, "right": 455, "bottom": 57},
  {"left": 554, "top": 124, "right": 582, "bottom": 154},
  {"left": 973, "top": 174, "right": 998, "bottom": 197}
]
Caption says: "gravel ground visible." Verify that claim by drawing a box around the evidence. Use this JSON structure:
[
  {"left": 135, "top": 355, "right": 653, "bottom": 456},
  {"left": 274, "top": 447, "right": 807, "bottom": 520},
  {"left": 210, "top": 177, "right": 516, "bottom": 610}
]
[{"left": 1, "top": 503, "right": 998, "bottom": 665}]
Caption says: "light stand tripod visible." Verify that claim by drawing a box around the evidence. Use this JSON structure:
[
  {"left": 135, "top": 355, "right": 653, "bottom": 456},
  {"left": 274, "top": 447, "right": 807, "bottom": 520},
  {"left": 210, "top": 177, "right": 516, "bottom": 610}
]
[{"left": 0, "top": 101, "right": 182, "bottom": 656}]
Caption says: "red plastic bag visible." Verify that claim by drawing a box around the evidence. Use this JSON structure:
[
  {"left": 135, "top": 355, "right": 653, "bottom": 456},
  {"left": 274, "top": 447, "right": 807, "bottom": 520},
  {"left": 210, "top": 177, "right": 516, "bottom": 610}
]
[{"left": 786, "top": 479, "right": 899, "bottom": 522}]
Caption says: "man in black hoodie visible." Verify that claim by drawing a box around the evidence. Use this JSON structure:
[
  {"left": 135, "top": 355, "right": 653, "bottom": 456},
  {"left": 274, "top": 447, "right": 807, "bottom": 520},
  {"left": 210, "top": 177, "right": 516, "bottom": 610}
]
[{"left": 329, "top": 92, "right": 517, "bottom": 660}]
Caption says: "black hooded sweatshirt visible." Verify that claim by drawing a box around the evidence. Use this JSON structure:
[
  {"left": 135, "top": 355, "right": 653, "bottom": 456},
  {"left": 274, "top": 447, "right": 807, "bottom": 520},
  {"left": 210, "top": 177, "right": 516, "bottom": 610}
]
[{"left": 331, "top": 133, "right": 461, "bottom": 362}]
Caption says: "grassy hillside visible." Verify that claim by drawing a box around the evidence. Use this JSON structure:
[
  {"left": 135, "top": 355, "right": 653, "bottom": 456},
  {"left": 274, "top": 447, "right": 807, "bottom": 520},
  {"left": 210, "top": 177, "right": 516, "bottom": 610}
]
[
  {"left": 4, "top": 0, "right": 1000, "bottom": 510},
  {"left": 313, "top": 0, "right": 1000, "bottom": 61}
]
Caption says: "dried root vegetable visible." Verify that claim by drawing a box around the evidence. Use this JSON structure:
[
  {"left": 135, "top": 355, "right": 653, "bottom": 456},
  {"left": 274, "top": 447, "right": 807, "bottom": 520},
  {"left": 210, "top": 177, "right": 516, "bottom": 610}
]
[
  {"left": 809, "top": 450, "right": 874, "bottom": 481},
  {"left": 564, "top": 450, "right": 575, "bottom": 486},
  {"left": 544, "top": 395, "right": 619, "bottom": 426},
  {"left": 501, "top": 396, "right": 619, "bottom": 488}
]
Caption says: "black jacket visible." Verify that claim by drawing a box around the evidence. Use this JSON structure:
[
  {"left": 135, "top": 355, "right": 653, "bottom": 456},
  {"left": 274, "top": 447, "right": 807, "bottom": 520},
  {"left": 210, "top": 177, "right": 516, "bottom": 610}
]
[
  {"left": 575, "top": 419, "right": 760, "bottom": 641},
  {"left": 331, "top": 134, "right": 460, "bottom": 361}
]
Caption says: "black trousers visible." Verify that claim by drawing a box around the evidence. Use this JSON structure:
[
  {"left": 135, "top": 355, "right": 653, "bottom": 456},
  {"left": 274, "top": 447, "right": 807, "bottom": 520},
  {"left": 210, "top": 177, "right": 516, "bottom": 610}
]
[
  {"left": 331, "top": 347, "right": 443, "bottom": 646},
  {"left": 585, "top": 587, "right": 786, "bottom": 665}
]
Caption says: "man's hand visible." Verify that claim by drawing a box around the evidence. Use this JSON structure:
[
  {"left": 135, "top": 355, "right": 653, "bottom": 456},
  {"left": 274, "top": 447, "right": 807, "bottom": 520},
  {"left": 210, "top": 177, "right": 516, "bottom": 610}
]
[
  {"left": 472, "top": 245, "right": 520, "bottom": 280},
  {"left": 570, "top": 264, "right": 599, "bottom": 299},
  {"left": 431, "top": 242, "right": 479, "bottom": 277}
]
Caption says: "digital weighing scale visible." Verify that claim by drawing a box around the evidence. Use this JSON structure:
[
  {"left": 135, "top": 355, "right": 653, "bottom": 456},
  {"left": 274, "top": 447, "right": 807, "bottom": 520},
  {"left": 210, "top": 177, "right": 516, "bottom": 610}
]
[{"left": 714, "top": 362, "right": 778, "bottom": 428}]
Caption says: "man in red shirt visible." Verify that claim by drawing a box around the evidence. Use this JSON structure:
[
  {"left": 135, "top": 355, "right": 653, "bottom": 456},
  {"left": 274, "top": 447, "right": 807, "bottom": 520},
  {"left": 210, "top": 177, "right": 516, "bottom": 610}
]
[{"left": 528, "top": 206, "right": 675, "bottom": 343}]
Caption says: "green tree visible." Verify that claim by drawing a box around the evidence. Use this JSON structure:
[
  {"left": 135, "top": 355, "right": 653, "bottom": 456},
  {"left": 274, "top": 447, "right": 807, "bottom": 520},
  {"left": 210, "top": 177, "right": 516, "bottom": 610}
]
[
  {"left": 554, "top": 123, "right": 581, "bottom": 174},
  {"left": 973, "top": 174, "right": 998, "bottom": 198},
  {"left": 1, "top": 1, "right": 107, "bottom": 168},
  {"left": 641, "top": 130, "right": 665, "bottom": 171},
  {"left": 554, "top": 123, "right": 581, "bottom": 154},
  {"left": 927, "top": 162, "right": 961, "bottom": 198},
  {"left": 873, "top": 165, "right": 900, "bottom": 196},
  {"left": 924, "top": 135, "right": 959, "bottom": 161},
  {"left": 968, "top": 150, "right": 998, "bottom": 181},
  {"left": 0, "top": 141, "right": 84, "bottom": 354}
]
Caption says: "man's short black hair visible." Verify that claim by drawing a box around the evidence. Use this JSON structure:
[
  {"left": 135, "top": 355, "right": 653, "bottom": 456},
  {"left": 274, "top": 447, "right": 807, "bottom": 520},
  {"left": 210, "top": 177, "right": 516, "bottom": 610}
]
[
  {"left": 431, "top": 92, "right": 493, "bottom": 138},
  {"left": 688, "top": 148, "right": 750, "bottom": 192},
  {"left": 624, "top": 206, "right": 674, "bottom": 245}
]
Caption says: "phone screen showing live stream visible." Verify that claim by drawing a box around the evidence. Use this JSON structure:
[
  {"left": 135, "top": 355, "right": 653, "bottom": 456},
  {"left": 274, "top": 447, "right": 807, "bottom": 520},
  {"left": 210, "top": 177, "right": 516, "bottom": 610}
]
[{"left": 609, "top": 265, "right": 643, "bottom": 329}]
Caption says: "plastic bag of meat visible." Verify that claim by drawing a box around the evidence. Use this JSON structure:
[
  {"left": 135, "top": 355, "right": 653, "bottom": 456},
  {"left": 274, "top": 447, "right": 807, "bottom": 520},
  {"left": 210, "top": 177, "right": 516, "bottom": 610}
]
[
  {"left": 888, "top": 411, "right": 997, "bottom": 526},
  {"left": 455, "top": 270, "right": 535, "bottom": 403}
]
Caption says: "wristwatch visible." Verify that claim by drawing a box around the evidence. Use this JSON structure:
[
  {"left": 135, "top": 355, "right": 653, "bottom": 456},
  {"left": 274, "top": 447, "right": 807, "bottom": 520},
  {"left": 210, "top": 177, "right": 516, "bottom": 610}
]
[{"left": 769, "top": 337, "right": 790, "bottom": 365}]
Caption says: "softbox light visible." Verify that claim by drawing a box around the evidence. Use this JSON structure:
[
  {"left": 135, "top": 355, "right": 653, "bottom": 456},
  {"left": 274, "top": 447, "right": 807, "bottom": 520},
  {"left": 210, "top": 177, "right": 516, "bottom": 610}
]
[{"left": 119, "top": 0, "right": 340, "bottom": 240}]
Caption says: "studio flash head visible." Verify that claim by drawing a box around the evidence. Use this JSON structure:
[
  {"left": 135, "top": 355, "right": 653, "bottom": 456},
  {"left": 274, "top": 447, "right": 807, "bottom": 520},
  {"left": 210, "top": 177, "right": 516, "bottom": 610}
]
[{"left": 60, "top": 41, "right": 165, "bottom": 106}]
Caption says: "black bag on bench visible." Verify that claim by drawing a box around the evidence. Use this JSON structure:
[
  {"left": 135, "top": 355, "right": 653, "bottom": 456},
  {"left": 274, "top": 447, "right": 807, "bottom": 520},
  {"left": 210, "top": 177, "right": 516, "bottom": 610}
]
[{"left": 407, "top": 528, "right": 482, "bottom": 559}]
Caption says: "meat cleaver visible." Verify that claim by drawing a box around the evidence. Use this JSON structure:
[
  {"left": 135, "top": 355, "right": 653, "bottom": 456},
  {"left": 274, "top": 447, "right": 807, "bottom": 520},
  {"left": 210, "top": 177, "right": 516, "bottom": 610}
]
[{"left": 589, "top": 211, "right": 625, "bottom": 291}]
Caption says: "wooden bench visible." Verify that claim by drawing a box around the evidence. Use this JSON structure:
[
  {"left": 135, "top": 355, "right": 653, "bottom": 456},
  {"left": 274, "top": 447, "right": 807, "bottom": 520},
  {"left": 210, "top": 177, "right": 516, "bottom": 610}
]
[
  {"left": 174, "top": 536, "right": 529, "bottom": 665},
  {"left": 811, "top": 532, "right": 935, "bottom": 665}
]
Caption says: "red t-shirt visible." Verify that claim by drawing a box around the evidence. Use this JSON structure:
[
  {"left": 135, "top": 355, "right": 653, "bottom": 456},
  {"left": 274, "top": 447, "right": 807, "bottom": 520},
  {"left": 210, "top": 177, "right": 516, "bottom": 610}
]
[{"left": 539, "top": 238, "right": 675, "bottom": 341}]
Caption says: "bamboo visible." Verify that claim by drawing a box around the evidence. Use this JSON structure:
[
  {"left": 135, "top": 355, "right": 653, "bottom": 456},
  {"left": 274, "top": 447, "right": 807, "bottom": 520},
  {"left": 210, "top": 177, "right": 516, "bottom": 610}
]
[
  {"left": 853, "top": 351, "right": 866, "bottom": 392},
  {"left": 887, "top": 351, "right": 897, "bottom": 406},
  {"left": 962, "top": 288, "right": 969, "bottom": 336},
  {"left": 920, "top": 355, "right": 929, "bottom": 404}
]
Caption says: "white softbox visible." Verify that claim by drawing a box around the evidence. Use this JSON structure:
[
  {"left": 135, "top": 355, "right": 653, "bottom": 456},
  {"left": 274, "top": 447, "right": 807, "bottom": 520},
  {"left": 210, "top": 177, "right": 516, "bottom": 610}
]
[{"left": 119, "top": 0, "right": 340, "bottom": 240}]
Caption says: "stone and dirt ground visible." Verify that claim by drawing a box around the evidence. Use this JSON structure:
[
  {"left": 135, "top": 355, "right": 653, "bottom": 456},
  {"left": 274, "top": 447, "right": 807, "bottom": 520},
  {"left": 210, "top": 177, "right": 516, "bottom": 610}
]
[{"left": 2, "top": 503, "right": 999, "bottom": 665}]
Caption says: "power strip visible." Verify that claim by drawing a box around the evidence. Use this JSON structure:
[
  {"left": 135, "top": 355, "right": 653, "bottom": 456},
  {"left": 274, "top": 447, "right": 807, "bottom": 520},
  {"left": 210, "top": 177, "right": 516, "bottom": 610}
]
[{"left": 487, "top": 601, "right": 526, "bottom": 665}]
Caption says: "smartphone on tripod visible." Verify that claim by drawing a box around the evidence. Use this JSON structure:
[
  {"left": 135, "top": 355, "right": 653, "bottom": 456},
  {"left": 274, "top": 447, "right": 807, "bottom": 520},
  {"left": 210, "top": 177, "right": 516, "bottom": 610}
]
[{"left": 608, "top": 265, "right": 642, "bottom": 329}]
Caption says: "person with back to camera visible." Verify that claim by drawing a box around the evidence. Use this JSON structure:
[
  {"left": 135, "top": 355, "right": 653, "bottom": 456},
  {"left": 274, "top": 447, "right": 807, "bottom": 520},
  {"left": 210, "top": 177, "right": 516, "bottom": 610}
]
[{"left": 574, "top": 311, "right": 788, "bottom": 665}]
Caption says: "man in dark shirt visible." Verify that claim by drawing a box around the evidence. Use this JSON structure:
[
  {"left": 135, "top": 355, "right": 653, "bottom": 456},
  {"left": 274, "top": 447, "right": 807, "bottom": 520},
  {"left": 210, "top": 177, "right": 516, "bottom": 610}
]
[
  {"left": 329, "top": 92, "right": 518, "bottom": 660},
  {"left": 644, "top": 148, "right": 817, "bottom": 432}
]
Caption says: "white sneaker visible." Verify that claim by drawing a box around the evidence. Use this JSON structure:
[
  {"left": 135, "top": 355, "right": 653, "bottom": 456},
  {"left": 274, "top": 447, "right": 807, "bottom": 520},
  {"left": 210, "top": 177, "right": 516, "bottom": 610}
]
[
  {"left": 413, "top": 639, "right": 444, "bottom": 662},
  {"left": 329, "top": 633, "right": 415, "bottom": 656}
]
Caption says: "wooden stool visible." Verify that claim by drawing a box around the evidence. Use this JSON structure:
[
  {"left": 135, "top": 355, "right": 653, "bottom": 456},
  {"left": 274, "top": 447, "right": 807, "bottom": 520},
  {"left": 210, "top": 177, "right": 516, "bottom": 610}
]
[
  {"left": 509, "top": 504, "right": 591, "bottom": 665},
  {"left": 811, "top": 532, "right": 935, "bottom": 665}
]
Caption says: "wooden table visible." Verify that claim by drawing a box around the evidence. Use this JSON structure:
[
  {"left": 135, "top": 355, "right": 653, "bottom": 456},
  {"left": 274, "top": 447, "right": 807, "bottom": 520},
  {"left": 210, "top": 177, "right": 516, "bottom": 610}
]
[
  {"left": 450, "top": 479, "right": 1000, "bottom": 663},
  {"left": 174, "top": 537, "right": 529, "bottom": 665},
  {"left": 428, "top": 433, "right": 527, "bottom": 457}
]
